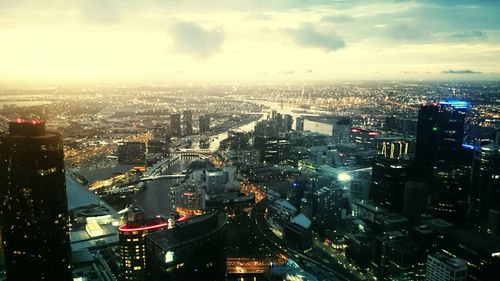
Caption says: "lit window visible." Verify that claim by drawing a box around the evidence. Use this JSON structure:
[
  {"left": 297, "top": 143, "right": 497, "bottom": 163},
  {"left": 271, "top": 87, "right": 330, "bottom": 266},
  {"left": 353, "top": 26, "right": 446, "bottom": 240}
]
[{"left": 35, "top": 167, "right": 57, "bottom": 176}]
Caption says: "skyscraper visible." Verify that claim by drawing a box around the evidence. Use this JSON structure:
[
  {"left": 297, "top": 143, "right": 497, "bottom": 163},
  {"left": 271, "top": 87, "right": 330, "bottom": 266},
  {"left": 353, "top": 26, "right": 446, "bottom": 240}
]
[
  {"left": 315, "top": 187, "right": 346, "bottom": 229},
  {"left": 254, "top": 136, "right": 290, "bottom": 163},
  {"left": 0, "top": 119, "right": 72, "bottom": 281},
  {"left": 332, "top": 117, "right": 352, "bottom": 145},
  {"left": 147, "top": 138, "right": 169, "bottom": 156},
  {"left": 199, "top": 114, "right": 210, "bottom": 134},
  {"left": 468, "top": 132, "right": 500, "bottom": 234},
  {"left": 183, "top": 110, "right": 193, "bottom": 136},
  {"left": 414, "top": 101, "right": 467, "bottom": 179},
  {"left": 118, "top": 206, "right": 188, "bottom": 281},
  {"left": 280, "top": 114, "right": 293, "bottom": 132},
  {"left": 295, "top": 116, "right": 304, "bottom": 131},
  {"left": 370, "top": 156, "right": 410, "bottom": 215},
  {"left": 145, "top": 211, "right": 227, "bottom": 281},
  {"left": 414, "top": 101, "right": 469, "bottom": 225},
  {"left": 403, "top": 181, "right": 429, "bottom": 223},
  {"left": 350, "top": 127, "right": 379, "bottom": 148},
  {"left": 170, "top": 113, "right": 181, "bottom": 137}
]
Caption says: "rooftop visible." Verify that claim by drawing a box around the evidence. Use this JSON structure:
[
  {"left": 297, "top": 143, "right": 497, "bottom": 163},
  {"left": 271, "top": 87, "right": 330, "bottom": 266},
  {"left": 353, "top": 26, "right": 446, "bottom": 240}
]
[
  {"left": 290, "top": 213, "right": 312, "bottom": 229},
  {"left": 430, "top": 252, "right": 467, "bottom": 270},
  {"left": 447, "top": 228, "right": 500, "bottom": 255},
  {"left": 146, "top": 211, "right": 227, "bottom": 250},
  {"left": 66, "top": 175, "right": 116, "bottom": 212}
]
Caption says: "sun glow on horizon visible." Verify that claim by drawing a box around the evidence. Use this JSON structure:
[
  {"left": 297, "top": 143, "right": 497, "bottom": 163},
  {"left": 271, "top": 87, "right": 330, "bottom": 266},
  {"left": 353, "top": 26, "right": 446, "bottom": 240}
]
[{"left": 0, "top": 0, "right": 499, "bottom": 87}]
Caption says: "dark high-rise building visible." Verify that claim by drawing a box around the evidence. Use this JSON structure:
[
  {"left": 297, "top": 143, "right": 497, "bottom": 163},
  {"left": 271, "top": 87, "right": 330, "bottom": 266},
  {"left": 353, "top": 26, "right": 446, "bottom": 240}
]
[
  {"left": 384, "top": 116, "right": 418, "bottom": 135},
  {"left": 385, "top": 116, "right": 398, "bottom": 131},
  {"left": 199, "top": 114, "right": 210, "bottom": 134},
  {"left": 295, "top": 116, "right": 304, "bottom": 131},
  {"left": 414, "top": 101, "right": 470, "bottom": 225},
  {"left": 145, "top": 211, "right": 227, "bottom": 281},
  {"left": 371, "top": 231, "right": 405, "bottom": 279},
  {"left": 254, "top": 136, "right": 290, "bottom": 163},
  {"left": 386, "top": 239, "right": 425, "bottom": 280},
  {"left": 350, "top": 127, "right": 380, "bottom": 148},
  {"left": 332, "top": 117, "right": 352, "bottom": 145},
  {"left": 370, "top": 156, "right": 410, "bottom": 214},
  {"left": 254, "top": 119, "right": 279, "bottom": 138},
  {"left": 403, "top": 181, "right": 429, "bottom": 223},
  {"left": 183, "top": 110, "right": 193, "bottom": 136},
  {"left": 283, "top": 213, "right": 313, "bottom": 251},
  {"left": 118, "top": 207, "right": 188, "bottom": 281},
  {"left": 378, "top": 139, "right": 412, "bottom": 159},
  {"left": 119, "top": 207, "right": 168, "bottom": 281},
  {"left": 118, "top": 142, "right": 146, "bottom": 164},
  {"left": 0, "top": 119, "right": 72, "bottom": 281},
  {"left": 170, "top": 113, "right": 182, "bottom": 137},
  {"left": 280, "top": 114, "right": 293, "bottom": 132},
  {"left": 468, "top": 136, "right": 500, "bottom": 234},
  {"left": 315, "top": 187, "right": 346, "bottom": 229},
  {"left": 220, "top": 130, "right": 250, "bottom": 150},
  {"left": 430, "top": 164, "right": 470, "bottom": 226},
  {"left": 440, "top": 229, "right": 500, "bottom": 281},
  {"left": 414, "top": 101, "right": 467, "bottom": 179},
  {"left": 147, "top": 138, "right": 169, "bottom": 156}
]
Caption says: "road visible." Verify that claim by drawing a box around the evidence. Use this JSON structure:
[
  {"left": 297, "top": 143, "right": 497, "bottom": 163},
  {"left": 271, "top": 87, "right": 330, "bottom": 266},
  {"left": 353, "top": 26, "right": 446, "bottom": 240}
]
[
  {"left": 226, "top": 258, "right": 270, "bottom": 274},
  {"left": 250, "top": 199, "right": 358, "bottom": 281}
]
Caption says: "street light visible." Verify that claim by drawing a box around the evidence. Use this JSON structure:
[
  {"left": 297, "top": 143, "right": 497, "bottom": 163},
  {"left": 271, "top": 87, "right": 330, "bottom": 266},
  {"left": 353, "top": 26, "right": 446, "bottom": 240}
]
[{"left": 337, "top": 173, "right": 351, "bottom": 182}]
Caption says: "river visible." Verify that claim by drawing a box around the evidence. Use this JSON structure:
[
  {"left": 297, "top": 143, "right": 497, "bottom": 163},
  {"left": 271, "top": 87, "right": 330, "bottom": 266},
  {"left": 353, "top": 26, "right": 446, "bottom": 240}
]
[{"left": 132, "top": 116, "right": 265, "bottom": 217}]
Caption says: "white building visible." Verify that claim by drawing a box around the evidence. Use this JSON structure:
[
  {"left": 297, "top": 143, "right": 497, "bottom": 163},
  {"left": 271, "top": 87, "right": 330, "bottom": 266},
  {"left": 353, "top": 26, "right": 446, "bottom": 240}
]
[
  {"left": 426, "top": 252, "right": 467, "bottom": 281},
  {"left": 190, "top": 166, "right": 239, "bottom": 195}
]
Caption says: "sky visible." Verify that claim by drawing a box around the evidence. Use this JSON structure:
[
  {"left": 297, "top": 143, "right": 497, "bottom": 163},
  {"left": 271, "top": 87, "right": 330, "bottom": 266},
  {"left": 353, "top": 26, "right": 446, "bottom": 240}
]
[{"left": 0, "top": 0, "right": 499, "bottom": 86}]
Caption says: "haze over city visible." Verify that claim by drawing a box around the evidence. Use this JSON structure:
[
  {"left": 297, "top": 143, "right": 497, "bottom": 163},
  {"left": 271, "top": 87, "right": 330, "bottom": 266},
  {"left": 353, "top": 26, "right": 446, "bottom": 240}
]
[{"left": 1, "top": 1, "right": 500, "bottom": 281}]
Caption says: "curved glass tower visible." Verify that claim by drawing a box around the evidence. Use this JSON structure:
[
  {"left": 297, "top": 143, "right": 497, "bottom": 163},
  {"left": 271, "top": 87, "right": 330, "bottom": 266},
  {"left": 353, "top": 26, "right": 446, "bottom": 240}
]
[{"left": 0, "top": 119, "right": 72, "bottom": 281}]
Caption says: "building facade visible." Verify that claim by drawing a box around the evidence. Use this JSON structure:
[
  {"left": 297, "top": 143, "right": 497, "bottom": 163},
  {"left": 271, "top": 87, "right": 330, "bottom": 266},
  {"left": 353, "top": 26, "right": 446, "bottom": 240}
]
[
  {"left": 0, "top": 120, "right": 72, "bottom": 281},
  {"left": 183, "top": 110, "right": 193, "bottom": 136},
  {"left": 118, "top": 207, "right": 188, "bottom": 281},
  {"left": 145, "top": 211, "right": 227, "bottom": 281},
  {"left": 118, "top": 142, "right": 146, "bottom": 164},
  {"left": 199, "top": 115, "right": 210, "bottom": 134},
  {"left": 170, "top": 113, "right": 182, "bottom": 137},
  {"left": 174, "top": 184, "right": 206, "bottom": 216},
  {"left": 468, "top": 140, "right": 500, "bottom": 234},
  {"left": 414, "top": 102, "right": 470, "bottom": 226},
  {"left": 426, "top": 252, "right": 467, "bottom": 281}
]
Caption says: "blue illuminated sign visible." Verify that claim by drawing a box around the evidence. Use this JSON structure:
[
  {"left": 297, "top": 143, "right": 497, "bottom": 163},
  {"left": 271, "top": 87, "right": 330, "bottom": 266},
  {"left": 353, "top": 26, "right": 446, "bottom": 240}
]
[
  {"left": 439, "top": 100, "right": 470, "bottom": 109},
  {"left": 462, "top": 144, "right": 475, "bottom": 150}
]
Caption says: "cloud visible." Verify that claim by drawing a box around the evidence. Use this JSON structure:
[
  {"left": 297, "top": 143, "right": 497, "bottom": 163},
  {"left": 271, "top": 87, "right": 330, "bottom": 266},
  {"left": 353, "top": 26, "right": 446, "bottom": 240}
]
[
  {"left": 245, "top": 13, "right": 273, "bottom": 21},
  {"left": 321, "top": 15, "right": 355, "bottom": 23},
  {"left": 288, "top": 24, "right": 345, "bottom": 52},
  {"left": 450, "top": 30, "right": 487, "bottom": 40},
  {"left": 169, "top": 21, "right": 224, "bottom": 59},
  {"left": 382, "top": 23, "right": 430, "bottom": 42},
  {"left": 442, "top": 69, "right": 481, "bottom": 74},
  {"left": 80, "top": 0, "right": 122, "bottom": 24}
]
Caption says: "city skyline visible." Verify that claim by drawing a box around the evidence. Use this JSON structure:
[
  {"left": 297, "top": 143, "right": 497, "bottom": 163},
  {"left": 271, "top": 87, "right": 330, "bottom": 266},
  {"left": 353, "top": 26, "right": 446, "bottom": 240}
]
[
  {"left": 0, "top": 82, "right": 499, "bottom": 280},
  {"left": 0, "top": 1, "right": 499, "bottom": 281},
  {"left": 0, "top": 0, "right": 500, "bottom": 87}
]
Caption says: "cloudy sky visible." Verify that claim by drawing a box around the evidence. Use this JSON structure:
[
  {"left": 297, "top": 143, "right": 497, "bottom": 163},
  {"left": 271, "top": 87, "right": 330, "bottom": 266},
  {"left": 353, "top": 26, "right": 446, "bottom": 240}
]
[{"left": 0, "top": 0, "right": 499, "bottom": 86}]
